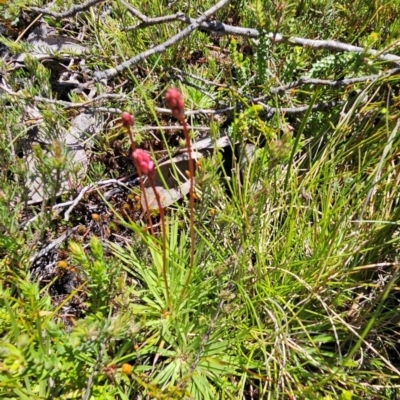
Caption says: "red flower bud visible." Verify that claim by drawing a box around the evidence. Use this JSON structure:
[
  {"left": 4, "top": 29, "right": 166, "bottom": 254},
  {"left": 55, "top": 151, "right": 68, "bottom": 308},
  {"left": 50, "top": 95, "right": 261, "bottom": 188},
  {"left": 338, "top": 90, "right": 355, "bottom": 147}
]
[
  {"left": 165, "top": 88, "right": 185, "bottom": 120},
  {"left": 132, "top": 149, "right": 155, "bottom": 177},
  {"left": 121, "top": 112, "right": 134, "bottom": 127}
]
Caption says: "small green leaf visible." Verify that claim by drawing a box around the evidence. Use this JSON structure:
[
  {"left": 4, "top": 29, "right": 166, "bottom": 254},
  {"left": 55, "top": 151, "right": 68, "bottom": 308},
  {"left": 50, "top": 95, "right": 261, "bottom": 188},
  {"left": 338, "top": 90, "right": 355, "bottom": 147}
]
[
  {"left": 343, "top": 359, "right": 358, "bottom": 368},
  {"left": 339, "top": 389, "right": 353, "bottom": 400}
]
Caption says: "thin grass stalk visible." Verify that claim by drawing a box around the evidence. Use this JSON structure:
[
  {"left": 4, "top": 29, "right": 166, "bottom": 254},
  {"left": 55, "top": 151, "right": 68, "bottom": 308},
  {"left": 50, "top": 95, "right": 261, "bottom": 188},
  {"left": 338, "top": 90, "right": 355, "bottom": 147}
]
[{"left": 148, "top": 174, "right": 171, "bottom": 311}]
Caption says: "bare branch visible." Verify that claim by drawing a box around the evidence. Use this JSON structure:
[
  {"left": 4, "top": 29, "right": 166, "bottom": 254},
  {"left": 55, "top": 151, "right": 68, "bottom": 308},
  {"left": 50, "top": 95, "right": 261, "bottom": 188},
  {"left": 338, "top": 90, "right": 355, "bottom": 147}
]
[
  {"left": 254, "top": 66, "right": 400, "bottom": 102},
  {"left": 284, "top": 36, "right": 400, "bottom": 64},
  {"left": 178, "top": 17, "right": 400, "bottom": 65},
  {"left": 168, "top": 64, "right": 400, "bottom": 106},
  {"left": 120, "top": 0, "right": 148, "bottom": 21},
  {"left": 5, "top": 65, "right": 394, "bottom": 122},
  {"left": 94, "top": 0, "right": 230, "bottom": 82},
  {"left": 259, "top": 100, "right": 345, "bottom": 118},
  {"left": 155, "top": 99, "right": 345, "bottom": 117},
  {"left": 30, "top": 0, "right": 400, "bottom": 72},
  {"left": 30, "top": 0, "right": 105, "bottom": 19},
  {"left": 121, "top": 0, "right": 185, "bottom": 30}
]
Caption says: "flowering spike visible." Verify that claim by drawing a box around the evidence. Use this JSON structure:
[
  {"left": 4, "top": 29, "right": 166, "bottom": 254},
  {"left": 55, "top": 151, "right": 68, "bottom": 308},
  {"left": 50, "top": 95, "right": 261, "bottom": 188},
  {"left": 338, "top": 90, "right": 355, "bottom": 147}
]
[
  {"left": 165, "top": 88, "right": 185, "bottom": 120},
  {"left": 121, "top": 111, "right": 134, "bottom": 127},
  {"left": 132, "top": 149, "right": 155, "bottom": 178}
]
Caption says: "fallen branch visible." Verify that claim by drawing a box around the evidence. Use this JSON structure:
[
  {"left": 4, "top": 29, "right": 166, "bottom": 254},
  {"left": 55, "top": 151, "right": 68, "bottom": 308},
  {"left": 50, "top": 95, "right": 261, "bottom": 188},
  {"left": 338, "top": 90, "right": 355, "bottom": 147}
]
[
  {"left": 4, "top": 68, "right": 394, "bottom": 122},
  {"left": 118, "top": 5, "right": 400, "bottom": 66},
  {"left": 184, "top": 18, "right": 400, "bottom": 65},
  {"left": 29, "top": 1, "right": 400, "bottom": 86},
  {"left": 93, "top": 0, "right": 230, "bottom": 81},
  {"left": 254, "top": 66, "right": 400, "bottom": 102},
  {"left": 33, "top": 93, "right": 125, "bottom": 109},
  {"left": 30, "top": 0, "right": 105, "bottom": 19}
]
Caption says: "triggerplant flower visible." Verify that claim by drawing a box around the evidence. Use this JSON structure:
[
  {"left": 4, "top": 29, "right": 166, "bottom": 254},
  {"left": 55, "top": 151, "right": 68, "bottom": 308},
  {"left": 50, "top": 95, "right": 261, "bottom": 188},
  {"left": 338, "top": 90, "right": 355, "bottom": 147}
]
[
  {"left": 132, "top": 149, "right": 155, "bottom": 178},
  {"left": 165, "top": 88, "right": 185, "bottom": 120},
  {"left": 121, "top": 111, "right": 134, "bottom": 127}
]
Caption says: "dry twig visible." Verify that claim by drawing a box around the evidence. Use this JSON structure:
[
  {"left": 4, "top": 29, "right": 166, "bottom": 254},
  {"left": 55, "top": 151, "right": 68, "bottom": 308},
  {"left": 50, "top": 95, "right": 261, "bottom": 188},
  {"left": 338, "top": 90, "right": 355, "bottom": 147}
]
[
  {"left": 63, "top": 179, "right": 130, "bottom": 221},
  {"left": 119, "top": 4, "right": 400, "bottom": 66},
  {"left": 155, "top": 99, "right": 345, "bottom": 117},
  {"left": 121, "top": 0, "right": 185, "bottom": 30},
  {"left": 30, "top": 0, "right": 105, "bottom": 19},
  {"left": 94, "top": 0, "right": 230, "bottom": 81},
  {"left": 183, "top": 19, "right": 400, "bottom": 65},
  {"left": 24, "top": 179, "right": 132, "bottom": 230},
  {"left": 256, "top": 67, "right": 400, "bottom": 101}
]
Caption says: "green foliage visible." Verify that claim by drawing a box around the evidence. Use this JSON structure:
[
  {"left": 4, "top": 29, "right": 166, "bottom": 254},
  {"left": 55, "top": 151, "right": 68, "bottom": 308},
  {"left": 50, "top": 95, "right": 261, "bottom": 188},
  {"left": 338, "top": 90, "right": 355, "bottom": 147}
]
[
  {"left": 305, "top": 51, "right": 359, "bottom": 79},
  {"left": 255, "top": 30, "right": 270, "bottom": 86},
  {"left": 69, "top": 236, "right": 116, "bottom": 315},
  {"left": 228, "top": 38, "right": 251, "bottom": 87}
]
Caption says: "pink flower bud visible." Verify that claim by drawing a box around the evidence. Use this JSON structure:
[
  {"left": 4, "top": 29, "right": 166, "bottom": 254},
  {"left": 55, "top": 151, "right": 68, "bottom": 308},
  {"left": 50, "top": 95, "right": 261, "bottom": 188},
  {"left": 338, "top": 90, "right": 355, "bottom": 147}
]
[
  {"left": 165, "top": 88, "right": 185, "bottom": 120},
  {"left": 121, "top": 112, "right": 134, "bottom": 127},
  {"left": 132, "top": 149, "right": 155, "bottom": 177}
]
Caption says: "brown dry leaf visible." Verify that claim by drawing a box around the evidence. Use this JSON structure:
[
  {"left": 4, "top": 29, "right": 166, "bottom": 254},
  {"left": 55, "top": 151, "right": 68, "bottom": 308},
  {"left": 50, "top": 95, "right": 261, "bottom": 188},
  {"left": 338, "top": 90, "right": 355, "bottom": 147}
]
[
  {"left": 141, "top": 151, "right": 202, "bottom": 210},
  {"left": 141, "top": 136, "right": 231, "bottom": 210},
  {"left": 140, "top": 136, "right": 233, "bottom": 210},
  {"left": 142, "top": 182, "right": 191, "bottom": 210}
]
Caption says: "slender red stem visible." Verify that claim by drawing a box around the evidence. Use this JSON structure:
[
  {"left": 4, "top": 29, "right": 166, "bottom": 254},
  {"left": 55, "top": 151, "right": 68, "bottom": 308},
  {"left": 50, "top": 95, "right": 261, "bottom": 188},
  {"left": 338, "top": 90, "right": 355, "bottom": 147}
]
[
  {"left": 149, "top": 174, "right": 171, "bottom": 311},
  {"left": 179, "top": 117, "right": 195, "bottom": 301},
  {"left": 127, "top": 116, "right": 168, "bottom": 309},
  {"left": 126, "top": 125, "right": 135, "bottom": 153},
  {"left": 125, "top": 124, "right": 154, "bottom": 235},
  {"left": 137, "top": 169, "right": 155, "bottom": 236}
]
